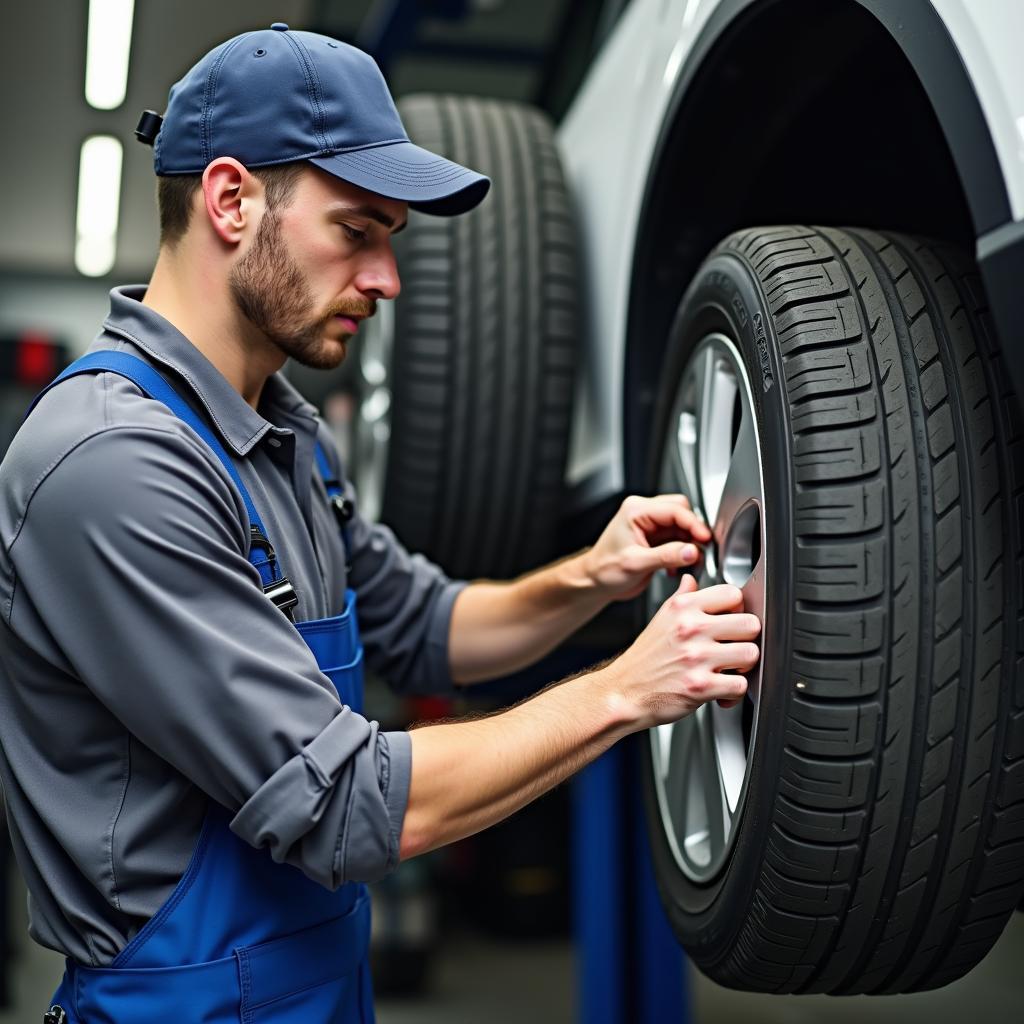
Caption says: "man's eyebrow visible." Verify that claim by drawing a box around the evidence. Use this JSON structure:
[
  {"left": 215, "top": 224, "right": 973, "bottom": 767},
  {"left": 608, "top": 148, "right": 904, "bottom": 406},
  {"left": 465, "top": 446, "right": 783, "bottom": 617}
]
[{"left": 330, "top": 202, "right": 408, "bottom": 234}]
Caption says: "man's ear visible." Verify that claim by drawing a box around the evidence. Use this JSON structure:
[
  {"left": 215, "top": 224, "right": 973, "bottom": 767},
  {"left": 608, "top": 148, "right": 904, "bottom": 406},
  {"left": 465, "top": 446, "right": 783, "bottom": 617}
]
[{"left": 200, "top": 158, "right": 259, "bottom": 245}]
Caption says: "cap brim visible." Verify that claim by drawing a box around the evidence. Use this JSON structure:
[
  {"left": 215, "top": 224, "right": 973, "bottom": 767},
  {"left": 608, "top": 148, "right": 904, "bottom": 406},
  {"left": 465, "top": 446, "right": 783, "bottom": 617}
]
[{"left": 309, "top": 140, "right": 490, "bottom": 216}]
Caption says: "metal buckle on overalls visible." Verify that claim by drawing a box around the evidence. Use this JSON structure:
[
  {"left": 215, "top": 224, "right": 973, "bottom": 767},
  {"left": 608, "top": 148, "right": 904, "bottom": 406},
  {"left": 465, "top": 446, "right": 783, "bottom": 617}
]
[
  {"left": 263, "top": 576, "right": 299, "bottom": 619},
  {"left": 43, "top": 1007, "right": 67, "bottom": 1024},
  {"left": 249, "top": 526, "right": 298, "bottom": 621}
]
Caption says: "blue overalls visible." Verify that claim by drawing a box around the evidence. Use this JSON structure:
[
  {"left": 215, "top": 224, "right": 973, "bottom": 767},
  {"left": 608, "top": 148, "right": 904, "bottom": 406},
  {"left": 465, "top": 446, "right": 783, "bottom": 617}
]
[{"left": 31, "top": 352, "right": 375, "bottom": 1023}]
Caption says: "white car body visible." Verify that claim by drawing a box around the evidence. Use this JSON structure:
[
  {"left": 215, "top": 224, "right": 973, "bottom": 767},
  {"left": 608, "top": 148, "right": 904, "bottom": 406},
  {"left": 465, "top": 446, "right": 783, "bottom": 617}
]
[{"left": 557, "top": 0, "right": 1024, "bottom": 507}]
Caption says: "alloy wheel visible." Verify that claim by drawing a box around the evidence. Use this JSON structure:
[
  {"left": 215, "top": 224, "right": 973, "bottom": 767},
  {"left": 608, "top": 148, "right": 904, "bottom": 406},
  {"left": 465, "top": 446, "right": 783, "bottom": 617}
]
[{"left": 646, "top": 332, "right": 767, "bottom": 884}]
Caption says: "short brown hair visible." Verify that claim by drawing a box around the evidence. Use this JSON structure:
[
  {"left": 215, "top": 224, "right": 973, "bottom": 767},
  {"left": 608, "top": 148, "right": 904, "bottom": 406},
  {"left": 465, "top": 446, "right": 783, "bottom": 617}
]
[{"left": 156, "top": 162, "right": 305, "bottom": 247}]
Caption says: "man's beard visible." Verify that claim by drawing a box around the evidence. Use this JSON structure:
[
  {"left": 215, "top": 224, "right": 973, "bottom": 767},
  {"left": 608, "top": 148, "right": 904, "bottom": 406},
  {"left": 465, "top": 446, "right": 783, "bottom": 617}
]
[{"left": 229, "top": 210, "right": 375, "bottom": 370}]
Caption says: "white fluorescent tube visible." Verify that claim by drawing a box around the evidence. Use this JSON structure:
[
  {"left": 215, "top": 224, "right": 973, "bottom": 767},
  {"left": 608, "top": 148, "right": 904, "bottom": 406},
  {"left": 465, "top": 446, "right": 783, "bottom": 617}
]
[
  {"left": 85, "top": 0, "right": 135, "bottom": 110},
  {"left": 75, "top": 135, "right": 123, "bottom": 278}
]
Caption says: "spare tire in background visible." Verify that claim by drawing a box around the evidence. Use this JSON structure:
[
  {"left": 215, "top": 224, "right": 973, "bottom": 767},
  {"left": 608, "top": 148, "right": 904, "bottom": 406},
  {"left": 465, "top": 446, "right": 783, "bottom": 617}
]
[
  {"left": 641, "top": 225, "right": 1024, "bottom": 994},
  {"left": 351, "top": 95, "right": 578, "bottom": 579}
]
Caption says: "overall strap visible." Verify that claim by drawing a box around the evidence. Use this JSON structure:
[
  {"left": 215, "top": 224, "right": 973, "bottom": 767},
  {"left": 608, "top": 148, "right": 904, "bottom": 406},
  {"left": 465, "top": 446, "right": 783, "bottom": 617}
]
[
  {"left": 28, "top": 352, "right": 299, "bottom": 620},
  {"left": 313, "top": 441, "right": 355, "bottom": 570}
]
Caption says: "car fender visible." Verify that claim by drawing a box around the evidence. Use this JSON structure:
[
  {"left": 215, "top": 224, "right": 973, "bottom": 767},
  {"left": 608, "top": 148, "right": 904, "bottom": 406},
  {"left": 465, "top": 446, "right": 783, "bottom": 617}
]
[{"left": 558, "top": 0, "right": 1022, "bottom": 507}]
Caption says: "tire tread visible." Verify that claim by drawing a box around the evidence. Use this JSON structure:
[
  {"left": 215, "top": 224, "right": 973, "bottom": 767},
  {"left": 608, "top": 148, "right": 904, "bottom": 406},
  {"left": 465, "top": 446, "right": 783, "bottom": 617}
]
[{"left": 700, "top": 226, "right": 1024, "bottom": 994}]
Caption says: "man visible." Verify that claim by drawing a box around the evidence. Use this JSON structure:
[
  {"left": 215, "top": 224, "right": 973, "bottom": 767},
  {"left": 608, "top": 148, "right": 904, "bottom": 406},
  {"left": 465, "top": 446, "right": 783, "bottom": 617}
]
[{"left": 0, "top": 24, "right": 759, "bottom": 1024}]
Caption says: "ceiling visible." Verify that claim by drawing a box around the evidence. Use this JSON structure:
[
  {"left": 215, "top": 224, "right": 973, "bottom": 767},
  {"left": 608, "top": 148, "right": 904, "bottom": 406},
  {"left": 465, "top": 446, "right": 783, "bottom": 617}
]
[{"left": 0, "top": 0, "right": 578, "bottom": 281}]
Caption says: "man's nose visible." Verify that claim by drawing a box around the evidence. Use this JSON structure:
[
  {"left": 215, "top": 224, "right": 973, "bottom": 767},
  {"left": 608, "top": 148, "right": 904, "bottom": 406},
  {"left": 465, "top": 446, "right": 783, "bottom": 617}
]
[{"left": 355, "top": 247, "right": 401, "bottom": 301}]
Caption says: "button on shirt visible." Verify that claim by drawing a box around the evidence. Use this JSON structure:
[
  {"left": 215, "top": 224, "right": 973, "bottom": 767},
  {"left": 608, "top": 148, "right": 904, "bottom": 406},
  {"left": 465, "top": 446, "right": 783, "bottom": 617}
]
[{"left": 0, "top": 286, "right": 465, "bottom": 966}]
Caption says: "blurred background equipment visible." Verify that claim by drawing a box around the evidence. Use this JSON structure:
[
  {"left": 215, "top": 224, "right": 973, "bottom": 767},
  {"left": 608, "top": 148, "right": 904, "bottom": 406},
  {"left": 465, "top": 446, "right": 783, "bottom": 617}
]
[
  {"left": 0, "top": 332, "right": 70, "bottom": 454},
  {"left": 0, "top": 0, "right": 608, "bottom": 292}
]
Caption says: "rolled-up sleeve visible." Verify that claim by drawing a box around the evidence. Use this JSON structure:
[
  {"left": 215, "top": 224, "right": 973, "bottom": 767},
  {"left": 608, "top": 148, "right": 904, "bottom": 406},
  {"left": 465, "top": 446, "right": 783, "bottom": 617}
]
[{"left": 8, "top": 425, "right": 407, "bottom": 886}]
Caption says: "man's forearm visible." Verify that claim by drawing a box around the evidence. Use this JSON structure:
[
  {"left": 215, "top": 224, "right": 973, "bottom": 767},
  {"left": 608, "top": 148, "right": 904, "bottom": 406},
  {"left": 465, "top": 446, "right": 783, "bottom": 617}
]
[
  {"left": 447, "top": 549, "right": 610, "bottom": 685},
  {"left": 400, "top": 576, "right": 758, "bottom": 865},
  {"left": 400, "top": 661, "right": 628, "bottom": 859}
]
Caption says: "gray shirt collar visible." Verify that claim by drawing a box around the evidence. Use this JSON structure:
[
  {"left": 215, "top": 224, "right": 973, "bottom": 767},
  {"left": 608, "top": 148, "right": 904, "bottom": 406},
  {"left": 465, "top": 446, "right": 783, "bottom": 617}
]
[{"left": 101, "top": 285, "right": 319, "bottom": 456}]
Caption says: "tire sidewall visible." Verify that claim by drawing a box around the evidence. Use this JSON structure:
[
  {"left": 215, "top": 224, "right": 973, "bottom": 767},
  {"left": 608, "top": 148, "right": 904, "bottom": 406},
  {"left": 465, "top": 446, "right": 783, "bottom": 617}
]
[{"left": 640, "top": 250, "right": 795, "bottom": 967}]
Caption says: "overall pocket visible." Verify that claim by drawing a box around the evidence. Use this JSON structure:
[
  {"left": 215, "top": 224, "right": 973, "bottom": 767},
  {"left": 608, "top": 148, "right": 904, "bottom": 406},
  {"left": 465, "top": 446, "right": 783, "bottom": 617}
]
[{"left": 236, "top": 896, "right": 372, "bottom": 1023}]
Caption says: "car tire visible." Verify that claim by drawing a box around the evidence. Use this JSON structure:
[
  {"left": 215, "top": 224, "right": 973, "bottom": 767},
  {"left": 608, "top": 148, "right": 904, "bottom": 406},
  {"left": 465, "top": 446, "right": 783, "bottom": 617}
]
[
  {"left": 641, "top": 225, "right": 1024, "bottom": 994},
  {"left": 351, "top": 94, "right": 577, "bottom": 578}
]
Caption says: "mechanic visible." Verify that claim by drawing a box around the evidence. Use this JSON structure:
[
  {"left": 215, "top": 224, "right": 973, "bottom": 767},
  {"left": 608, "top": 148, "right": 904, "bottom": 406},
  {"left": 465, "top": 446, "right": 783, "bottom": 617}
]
[{"left": 0, "top": 24, "right": 760, "bottom": 1024}]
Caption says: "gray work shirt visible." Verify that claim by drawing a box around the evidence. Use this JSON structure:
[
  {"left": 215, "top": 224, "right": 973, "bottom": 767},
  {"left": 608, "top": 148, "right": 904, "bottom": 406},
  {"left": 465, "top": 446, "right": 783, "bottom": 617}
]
[{"left": 0, "top": 285, "right": 464, "bottom": 966}]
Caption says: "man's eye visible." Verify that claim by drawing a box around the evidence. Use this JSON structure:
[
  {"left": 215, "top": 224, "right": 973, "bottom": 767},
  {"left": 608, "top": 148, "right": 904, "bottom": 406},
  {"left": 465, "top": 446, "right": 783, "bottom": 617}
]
[{"left": 342, "top": 224, "right": 367, "bottom": 242}]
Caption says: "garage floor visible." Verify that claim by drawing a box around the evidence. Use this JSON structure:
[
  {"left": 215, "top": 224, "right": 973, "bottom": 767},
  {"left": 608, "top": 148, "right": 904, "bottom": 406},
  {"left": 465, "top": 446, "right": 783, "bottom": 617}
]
[{"left": 4, "top": 863, "right": 1023, "bottom": 1023}]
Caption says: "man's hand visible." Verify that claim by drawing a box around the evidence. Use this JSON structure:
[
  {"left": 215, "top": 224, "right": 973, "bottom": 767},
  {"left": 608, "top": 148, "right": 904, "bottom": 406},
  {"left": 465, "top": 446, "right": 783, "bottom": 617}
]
[
  {"left": 581, "top": 493, "right": 712, "bottom": 601},
  {"left": 601, "top": 574, "right": 760, "bottom": 726},
  {"left": 447, "top": 493, "right": 723, "bottom": 685}
]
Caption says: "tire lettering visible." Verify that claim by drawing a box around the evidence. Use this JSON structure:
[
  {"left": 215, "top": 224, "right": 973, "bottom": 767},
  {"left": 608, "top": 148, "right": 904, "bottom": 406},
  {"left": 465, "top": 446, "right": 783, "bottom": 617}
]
[
  {"left": 753, "top": 311, "right": 774, "bottom": 392},
  {"left": 730, "top": 291, "right": 748, "bottom": 327}
]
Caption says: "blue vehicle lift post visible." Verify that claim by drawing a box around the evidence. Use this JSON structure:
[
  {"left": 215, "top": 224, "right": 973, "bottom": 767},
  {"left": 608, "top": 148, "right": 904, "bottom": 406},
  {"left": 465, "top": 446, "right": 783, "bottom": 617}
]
[{"left": 572, "top": 739, "right": 690, "bottom": 1024}]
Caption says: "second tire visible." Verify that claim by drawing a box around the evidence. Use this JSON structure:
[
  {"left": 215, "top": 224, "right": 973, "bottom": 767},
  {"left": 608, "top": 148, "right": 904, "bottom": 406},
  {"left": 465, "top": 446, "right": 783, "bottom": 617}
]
[{"left": 352, "top": 95, "right": 578, "bottom": 579}]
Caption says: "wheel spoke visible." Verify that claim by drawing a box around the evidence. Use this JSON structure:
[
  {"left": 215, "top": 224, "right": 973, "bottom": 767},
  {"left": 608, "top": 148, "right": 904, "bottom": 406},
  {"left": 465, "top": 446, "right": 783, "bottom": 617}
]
[
  {"left": 663, "top": 714, "right": 692, "bottom": 805},
  {"left": 694, "top": 703, "right": 730, "bottom": 855},
  {"left": 663, "top": 713, "right": 711, "bottom": 869},
  {"left": 668, "top": 416, "right": 700, "bottom": 511},
  {"left": 697, "top": 350, "right": 738, "bottom": 526},
  {"left": 691, "top": 346, "right": 716, "bottom": 520},
  {"left": 666, "top": 354, "right": 704, "bottom": 514},
  {"left": 654, "top": 722, "right": 675, "bottom": 784},
  {"left": 711, "top": 397, "right": 760, "bottom": 548},
  {"left": 711, "top": 700, "right": 746, "bottom": 815}
]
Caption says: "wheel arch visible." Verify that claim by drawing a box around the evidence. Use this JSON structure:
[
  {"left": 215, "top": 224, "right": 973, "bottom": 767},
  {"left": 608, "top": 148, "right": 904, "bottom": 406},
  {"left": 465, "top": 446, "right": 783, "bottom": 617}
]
[{"left": 622, "top": 0, "right": 1012, "bottom": 489}]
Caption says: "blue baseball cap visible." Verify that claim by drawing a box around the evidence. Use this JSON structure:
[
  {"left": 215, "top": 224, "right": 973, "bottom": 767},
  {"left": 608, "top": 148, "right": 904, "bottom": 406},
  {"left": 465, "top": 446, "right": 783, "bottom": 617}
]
[{"left": 138, "top": 23, "right": 490, "bottom": 216}]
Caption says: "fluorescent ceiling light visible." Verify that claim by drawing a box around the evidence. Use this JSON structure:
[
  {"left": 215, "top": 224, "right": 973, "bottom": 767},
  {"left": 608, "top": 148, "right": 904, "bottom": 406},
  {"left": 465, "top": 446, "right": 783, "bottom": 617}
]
[
  {"left": 85, "top": 0, "right": 135, "bottom": 110},
  {"left": 75, "top": 135, "right": 123, "bottom": 278}
]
